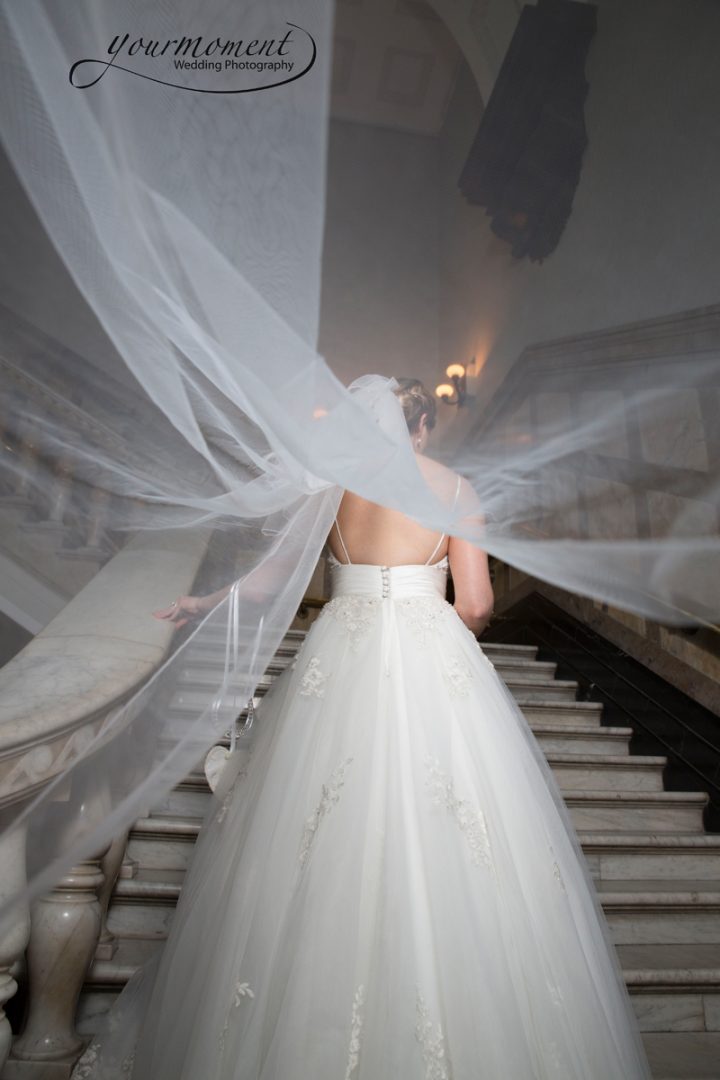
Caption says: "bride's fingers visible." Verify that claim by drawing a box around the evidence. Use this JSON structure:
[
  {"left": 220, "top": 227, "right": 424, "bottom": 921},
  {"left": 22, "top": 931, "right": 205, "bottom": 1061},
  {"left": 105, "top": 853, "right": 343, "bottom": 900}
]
[{"left": 151, "top": 605, "right": 176, "bottom": 619}]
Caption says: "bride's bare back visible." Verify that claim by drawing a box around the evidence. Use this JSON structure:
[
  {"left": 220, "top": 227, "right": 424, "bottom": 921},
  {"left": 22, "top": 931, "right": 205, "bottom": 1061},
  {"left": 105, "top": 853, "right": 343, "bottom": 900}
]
[{"left": 326, "top": 455, "right": 494, "bottom": 635}]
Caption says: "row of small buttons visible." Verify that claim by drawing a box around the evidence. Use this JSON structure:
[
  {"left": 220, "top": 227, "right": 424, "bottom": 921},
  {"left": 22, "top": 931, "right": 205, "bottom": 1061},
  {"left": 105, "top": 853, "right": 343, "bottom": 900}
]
[{"left": 380, "top": 565, "right": 390, "bottom": 598}]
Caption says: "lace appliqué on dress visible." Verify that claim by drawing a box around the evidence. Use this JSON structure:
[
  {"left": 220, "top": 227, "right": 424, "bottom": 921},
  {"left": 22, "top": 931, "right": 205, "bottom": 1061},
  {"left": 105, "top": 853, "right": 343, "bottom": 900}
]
[
  {"left": 424, "top": 756, "right": 495, "bottom": 877},
  {"left": 344, "top": 983, "right": 366, "bottom": 1079},
  {"left": 415, "top": 991, "right": 452, "bottom": 1080},
  {"left": 396, "top": 595, "right": 450, "bottom": 645},
  {"left": 299, "top": 757, "right": 354, "bottom": 869},
  {"left": 214, "top": 750, "right": 252, "bottom": 824},
  {"left": 548, "top": 844, "right": 567, "bottom": 893},
  {"left": 299, "top": 656, "right": 330, "bottom": 698},
  {"left": 322, "top": 595, "right": 381, "bottom": 651},
  {"left": 218, "top": 979, "right": 255, "bottom": 1053},
  {"left": 442, "top": 656, "right": 474, "bottom": 698},
  {"left": 71, "top": 1042, "right": 135, "bottom": 1078}
]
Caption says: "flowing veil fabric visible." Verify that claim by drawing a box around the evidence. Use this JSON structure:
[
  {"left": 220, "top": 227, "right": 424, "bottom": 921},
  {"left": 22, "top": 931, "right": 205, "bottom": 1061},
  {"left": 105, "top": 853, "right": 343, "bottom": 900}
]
[
  {"left": 0, "top": 0, "right": 718, "bottom": 1018},
  {"left": 71, "top": 556, "right": 652, "bottom": 1079}
]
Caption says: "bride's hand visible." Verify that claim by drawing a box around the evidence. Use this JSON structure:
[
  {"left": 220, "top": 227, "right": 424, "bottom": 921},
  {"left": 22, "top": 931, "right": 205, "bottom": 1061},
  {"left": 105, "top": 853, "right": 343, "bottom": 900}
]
[{"left": 152, "top": 595, "right": 206, "bottom": 629}]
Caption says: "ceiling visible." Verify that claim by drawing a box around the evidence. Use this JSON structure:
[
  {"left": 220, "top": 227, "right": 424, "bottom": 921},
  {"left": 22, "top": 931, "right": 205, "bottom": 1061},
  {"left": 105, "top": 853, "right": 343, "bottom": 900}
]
[{"left": 330, "top": 0, "right": 465, "bottom": 135}]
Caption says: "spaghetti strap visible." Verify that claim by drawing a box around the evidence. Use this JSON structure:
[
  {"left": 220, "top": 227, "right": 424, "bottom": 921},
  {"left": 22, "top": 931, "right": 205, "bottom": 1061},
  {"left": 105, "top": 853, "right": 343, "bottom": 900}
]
[
  {"left": 423, "top": 474, "right": 461, "bottom": 566},
  {"left": 424, "top": 532, "right": 446, "bottom": 566},
  {"left": 333, "top": 518, "right": 352, "bottom": 565}
]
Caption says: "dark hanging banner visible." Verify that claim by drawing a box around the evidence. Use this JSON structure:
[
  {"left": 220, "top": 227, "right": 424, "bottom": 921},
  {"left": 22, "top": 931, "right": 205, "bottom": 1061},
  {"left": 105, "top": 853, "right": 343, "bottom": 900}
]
[{"left": 458, "top": 0, "right": 597, "bottom": 262}]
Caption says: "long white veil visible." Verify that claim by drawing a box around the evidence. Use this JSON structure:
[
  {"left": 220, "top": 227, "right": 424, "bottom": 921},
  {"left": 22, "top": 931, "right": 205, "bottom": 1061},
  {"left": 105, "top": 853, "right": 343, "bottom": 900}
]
[{"left": 0, "top": 0, "right": 718, "bottom": 944}]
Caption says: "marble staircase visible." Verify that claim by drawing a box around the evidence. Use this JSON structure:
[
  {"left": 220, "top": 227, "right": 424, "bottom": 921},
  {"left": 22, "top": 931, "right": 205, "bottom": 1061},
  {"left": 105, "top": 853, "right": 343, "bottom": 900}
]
[{"left": 77, "top": 634, "right": 720, "bottom": 1079}]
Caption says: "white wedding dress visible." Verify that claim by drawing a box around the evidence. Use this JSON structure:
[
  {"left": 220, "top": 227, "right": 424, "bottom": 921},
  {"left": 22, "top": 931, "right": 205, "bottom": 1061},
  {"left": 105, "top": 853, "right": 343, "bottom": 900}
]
[{"left": 73, "top": 540, "right": 653, "bottom": 1079}]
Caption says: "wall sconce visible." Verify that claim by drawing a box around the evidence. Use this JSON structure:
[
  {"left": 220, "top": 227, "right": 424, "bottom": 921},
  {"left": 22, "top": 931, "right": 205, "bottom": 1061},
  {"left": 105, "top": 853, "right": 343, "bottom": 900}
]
[{"left": 436, "top": 363, "right": 468, "bottom": 407}]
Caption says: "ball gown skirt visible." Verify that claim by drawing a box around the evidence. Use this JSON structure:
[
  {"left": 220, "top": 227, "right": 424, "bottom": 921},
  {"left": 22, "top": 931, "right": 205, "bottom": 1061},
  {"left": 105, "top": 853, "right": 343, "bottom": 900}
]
[{"left": 72, "top": 554, "right": 653, "bottom": 1079}]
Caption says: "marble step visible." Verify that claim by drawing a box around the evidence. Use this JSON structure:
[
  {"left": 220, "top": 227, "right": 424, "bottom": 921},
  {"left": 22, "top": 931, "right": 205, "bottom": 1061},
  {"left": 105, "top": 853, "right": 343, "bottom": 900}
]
[
  {"left": 184, "top": 649, "right": 559, "bottom": 683},
  {"left": 105, "top": 868, "right": 720, "bottom": 951},
  {"left": 127, "top": 814, "right": 203, "bottom": 871},
  {"left": 478, "top": 642, "right": 539, "bottom": 659},
  {"left": 227, "top": 717, "right": 634, "bottom": 755},
  {"left": 146, "top": 741, "right": 665, "bottom": 822},
  {"left": 78, "top": 936, "right": 719, "bottom": 1057},
  {"left": 550, "top": 752, "right": 668, "bottom": 792},
  {"left": 196, "top": 628, "right": 539, "bottom": 666},
  {"left": 506, "top": 678, "right": 580, "bottom": 702},
  {"left": 143, "top": 774, "right": 706, "bottom": 838},
  {"left": 106, "top": 868, "right": 185, "bottom": 940},
  {"left": 565, "top": 791, "right": 708, "bottom": 832},
  {"left": 596, "top": 879, "right": 720, "bottom": 945},
  {"left": 77, "top": 936, "right": 720, "bottom": 1042},
  {"left": 77, "top": 937, "right": 165, "bottom": 1036},
  {"left": 162, "top": 699, "right": 608, "bottom": 739},
  {"left": 167, "top": 676, "right": 582, "bottom": 720},
  {"left": 642, "top": 1031, "right": 720, "bottom": 1078},
  {"left": 520, "top": 700, "right": 605, "bottom": 726},
  {"left": 130, "top": 806, "right": 720, "bottom": 883},
  {"left": 128, "top": 789, "right": 711, "bottom": 882},
  {"left": 531, "top": 722, "right": 633, "bottom": 754},
  {"left": 579, "top": 831, "right": 720, "bottom": 882},
  {"left": 620, "top": 943, "right": 720, "bottom": 1033},
  {"left": 176, "top": 656, "right": 563, "bottom": 692},
  {"left": 177, "top": 719, "right": 635, "bottom": 766}
]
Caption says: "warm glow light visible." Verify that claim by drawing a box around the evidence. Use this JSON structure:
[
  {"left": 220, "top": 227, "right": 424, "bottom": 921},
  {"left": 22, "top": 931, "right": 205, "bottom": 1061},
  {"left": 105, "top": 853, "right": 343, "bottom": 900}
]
[
  {"left": 446, "top": 363, "right": 465, "bottom": 379},
  {"left": 435, "top": 383, "right": 454, "bottom": 400},
  {"left": 312, "top": 406, "right": 329, "bottom": 419}
]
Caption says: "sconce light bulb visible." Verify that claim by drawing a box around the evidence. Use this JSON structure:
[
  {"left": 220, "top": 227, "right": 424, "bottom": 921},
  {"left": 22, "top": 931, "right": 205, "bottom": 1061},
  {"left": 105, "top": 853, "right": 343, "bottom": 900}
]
[
  {"left": 446, "top": 363, "right": 465, "bottom": 379},
  {"left": 435, "top": 383, "right": 454, "bottom": 400}
]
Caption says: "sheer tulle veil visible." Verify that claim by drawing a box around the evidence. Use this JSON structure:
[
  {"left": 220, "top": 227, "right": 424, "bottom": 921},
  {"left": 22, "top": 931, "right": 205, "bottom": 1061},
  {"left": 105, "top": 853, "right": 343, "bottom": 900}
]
[{"left": 0, "top": 0, "right": 718, "bottom": 939}]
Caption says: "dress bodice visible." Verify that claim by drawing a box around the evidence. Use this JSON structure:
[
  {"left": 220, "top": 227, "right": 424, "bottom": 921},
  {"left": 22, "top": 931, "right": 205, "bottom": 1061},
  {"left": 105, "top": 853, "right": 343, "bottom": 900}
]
[{"left": 326, "top": 548, "right": 449, "bottom": 600}]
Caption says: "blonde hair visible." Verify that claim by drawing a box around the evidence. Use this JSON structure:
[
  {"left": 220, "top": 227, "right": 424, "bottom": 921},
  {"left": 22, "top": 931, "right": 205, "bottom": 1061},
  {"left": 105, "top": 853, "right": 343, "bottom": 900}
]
[{"left": 393, "top": 377, "right": 437, "bottom": 434}]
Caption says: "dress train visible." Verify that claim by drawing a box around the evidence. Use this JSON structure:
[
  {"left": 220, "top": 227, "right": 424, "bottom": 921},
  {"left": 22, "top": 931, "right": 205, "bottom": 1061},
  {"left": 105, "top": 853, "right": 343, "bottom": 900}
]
[{"left": 72, "top": 554, "right": 652, "bottom": 1079}]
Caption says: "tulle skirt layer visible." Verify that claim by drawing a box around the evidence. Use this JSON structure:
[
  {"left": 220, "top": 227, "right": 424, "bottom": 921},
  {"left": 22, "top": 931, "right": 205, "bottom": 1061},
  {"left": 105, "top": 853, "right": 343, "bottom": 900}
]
[{"left": 77, "top": 580, "right": 652, "bottom": 1079}]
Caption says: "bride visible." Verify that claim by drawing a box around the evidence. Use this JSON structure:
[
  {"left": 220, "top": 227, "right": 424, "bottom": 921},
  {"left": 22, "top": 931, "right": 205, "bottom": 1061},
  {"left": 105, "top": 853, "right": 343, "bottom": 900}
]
[{"left": 74, "top": 377, "right": 652, "bottom": 1079}]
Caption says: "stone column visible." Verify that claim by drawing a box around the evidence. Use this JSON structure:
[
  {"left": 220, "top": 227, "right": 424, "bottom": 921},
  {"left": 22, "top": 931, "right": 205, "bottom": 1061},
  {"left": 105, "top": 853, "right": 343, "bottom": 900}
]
[{"left": 0, "top": 821, "right": 31, "bottom": 1075}]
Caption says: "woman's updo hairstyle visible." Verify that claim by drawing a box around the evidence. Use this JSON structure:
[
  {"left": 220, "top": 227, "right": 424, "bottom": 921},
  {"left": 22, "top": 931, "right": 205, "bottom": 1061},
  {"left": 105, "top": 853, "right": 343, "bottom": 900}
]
[{"left": 393, "top": 377, "right": 437, "bottom": 434}]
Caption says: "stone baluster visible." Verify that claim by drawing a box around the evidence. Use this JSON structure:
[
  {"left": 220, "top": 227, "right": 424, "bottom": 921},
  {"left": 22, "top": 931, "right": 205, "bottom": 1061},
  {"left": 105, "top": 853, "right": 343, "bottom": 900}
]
[
  {"left": 60, "top": 485, "right": 113, "bottom": 563},
  {"left": 82, "top": 487, "right": 112, "bottom": 558},
  {"left": 46, "top": 460, "right": 74, "bottom": 528},
  {"left": 7, "top": 853, "right": 109, "bottom": 1078},
  {"left": 7, "top": 771, "right": 113, "bottom": 1078},
  {"left": 0, "top": 418, "right": 39, "bottom": 516},
  {"left": 20, "top": 458, "right": 73, "bottom": 544},
  {"left": 94, "top": 829, "right": 130, "bottom": 962},
  {"left": 0, "top": 820, "right": 31, "bottom": 1075}
]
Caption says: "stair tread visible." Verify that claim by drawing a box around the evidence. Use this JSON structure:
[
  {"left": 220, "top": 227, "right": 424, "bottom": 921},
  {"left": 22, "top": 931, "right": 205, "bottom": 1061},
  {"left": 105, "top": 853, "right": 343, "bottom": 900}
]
[
  {"left": 134, "top": 789, "right": 711, "bottom": 840},
  {"left": 111, "top": 872, "right": 720, "bottom": 910},
  {"left": 126, "top": 867, "right": 185, "bottom": 884},
  {"left": 578, "top": 830, "right": 720, "bottom": 848},
  {"left": 546, "top": 752, "right": 667, "bottom": 765},
  {"left": 594, "top": 877, "right": 720, "bottom": 899},
  {"left": 522, "top": 700, "right": 602, "bottom": 710},
  {"left": 132, "top": 814, "right": 203, "bottom": 835},
  {"left": 533, "top": 722, "right": 633, "bottom": 735},
  {"left": 132, "top": 814, "right": 720, "bottom": 849},
  {"left": 176, "top": 668, "right": 577, "bottom": 691},
  {"left": 564, "top": 790, "right": 708, "bottom": 802}
]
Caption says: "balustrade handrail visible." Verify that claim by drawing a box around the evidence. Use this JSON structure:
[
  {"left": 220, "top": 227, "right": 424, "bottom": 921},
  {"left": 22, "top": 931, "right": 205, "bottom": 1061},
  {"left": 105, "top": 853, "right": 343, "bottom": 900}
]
[{"left": 0, "top": 528, "right": 209, "bottom": 811}]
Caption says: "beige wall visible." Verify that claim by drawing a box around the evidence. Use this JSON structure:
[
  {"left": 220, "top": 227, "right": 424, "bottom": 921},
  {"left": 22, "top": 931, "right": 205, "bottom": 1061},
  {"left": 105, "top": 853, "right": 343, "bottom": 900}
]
[
  {"left": 319, "top": 118, "right": 441, "bottom": 391},
  {"left": 438, "top": 0, "right": 720, "bottom": 406}
]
